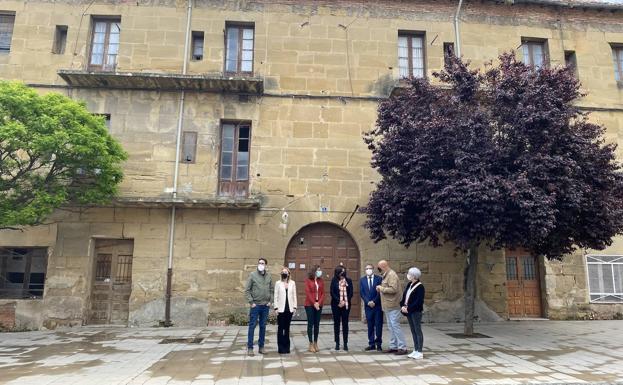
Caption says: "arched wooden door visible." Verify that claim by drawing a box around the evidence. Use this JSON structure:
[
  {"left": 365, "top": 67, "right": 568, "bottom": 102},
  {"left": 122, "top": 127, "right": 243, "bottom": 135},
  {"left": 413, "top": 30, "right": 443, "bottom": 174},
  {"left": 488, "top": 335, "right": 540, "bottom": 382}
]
[{"left": 285, "top": 223, "right": 360, "bottom": 320}]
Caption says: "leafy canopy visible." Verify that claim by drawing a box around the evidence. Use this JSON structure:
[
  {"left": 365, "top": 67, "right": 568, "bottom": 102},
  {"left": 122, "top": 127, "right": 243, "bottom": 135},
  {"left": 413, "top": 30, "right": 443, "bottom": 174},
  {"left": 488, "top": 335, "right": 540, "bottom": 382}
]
[
  {"left": 363, "top": 53, "right": 623, "bottom": 258},
  {"left": 0, "top": 81, "right": 127, "bottom": 229}
]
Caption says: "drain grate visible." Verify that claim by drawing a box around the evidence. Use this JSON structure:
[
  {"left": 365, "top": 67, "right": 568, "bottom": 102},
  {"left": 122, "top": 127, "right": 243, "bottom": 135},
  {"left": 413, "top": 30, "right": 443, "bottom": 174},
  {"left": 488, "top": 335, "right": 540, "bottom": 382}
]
[
  {"left": 446, "top": 333, "right": 492, "bottom": 339},
  {"left": 159, "top": 337, "right": 204, "bottom": 344}
]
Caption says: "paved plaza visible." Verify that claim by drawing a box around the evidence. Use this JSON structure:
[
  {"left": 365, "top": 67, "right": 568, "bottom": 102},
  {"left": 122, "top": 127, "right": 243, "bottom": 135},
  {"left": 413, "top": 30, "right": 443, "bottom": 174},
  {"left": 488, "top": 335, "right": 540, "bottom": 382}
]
[{"left": 0, "top": 320, "right": 622, "bottom": 385}]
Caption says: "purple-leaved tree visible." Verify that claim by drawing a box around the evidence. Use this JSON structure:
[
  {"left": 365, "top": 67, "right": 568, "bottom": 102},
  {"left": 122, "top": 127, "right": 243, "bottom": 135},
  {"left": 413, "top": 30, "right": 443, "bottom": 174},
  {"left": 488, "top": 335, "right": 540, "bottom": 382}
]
[{"left": 363, "top": 53, "right": 623, "bottom": 335}]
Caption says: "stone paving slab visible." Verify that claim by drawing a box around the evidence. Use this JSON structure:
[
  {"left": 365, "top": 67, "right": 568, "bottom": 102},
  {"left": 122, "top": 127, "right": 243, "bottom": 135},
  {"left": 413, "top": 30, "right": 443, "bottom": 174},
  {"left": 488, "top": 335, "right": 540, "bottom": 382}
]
[{"left": 0, "top": 321, "right": 622, "bottom": 385}]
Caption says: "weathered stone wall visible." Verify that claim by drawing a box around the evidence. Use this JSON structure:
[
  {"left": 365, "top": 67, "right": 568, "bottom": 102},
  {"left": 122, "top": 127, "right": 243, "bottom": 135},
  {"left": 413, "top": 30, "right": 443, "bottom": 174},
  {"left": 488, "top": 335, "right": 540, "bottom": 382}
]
[{"left": 0, "top": 0, "right": 621, "bottom": 327}]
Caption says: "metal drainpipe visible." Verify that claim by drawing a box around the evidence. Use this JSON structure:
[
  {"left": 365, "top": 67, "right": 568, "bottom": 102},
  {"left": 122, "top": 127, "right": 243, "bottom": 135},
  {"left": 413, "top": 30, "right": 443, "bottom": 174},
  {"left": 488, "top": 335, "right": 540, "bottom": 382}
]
[
  {"left": 165, "top": 0, "right": 193, "bottom": 327},
  {"left": 454, "top": 0, "right": 464, "bottom": 57}
]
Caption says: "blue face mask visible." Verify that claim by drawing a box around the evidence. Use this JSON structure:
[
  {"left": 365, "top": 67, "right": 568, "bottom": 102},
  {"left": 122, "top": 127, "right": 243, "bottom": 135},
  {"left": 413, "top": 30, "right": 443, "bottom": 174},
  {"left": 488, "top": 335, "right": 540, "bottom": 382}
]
[{"left": 316, "top": 270, "right": 322, "bottom": 278}]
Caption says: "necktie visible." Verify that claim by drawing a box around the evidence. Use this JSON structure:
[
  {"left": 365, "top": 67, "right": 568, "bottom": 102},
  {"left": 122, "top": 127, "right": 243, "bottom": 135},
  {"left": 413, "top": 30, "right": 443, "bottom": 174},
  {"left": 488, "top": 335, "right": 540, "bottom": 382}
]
[{"left": 368, "top": 277, "right": 372, "bottom": 291}]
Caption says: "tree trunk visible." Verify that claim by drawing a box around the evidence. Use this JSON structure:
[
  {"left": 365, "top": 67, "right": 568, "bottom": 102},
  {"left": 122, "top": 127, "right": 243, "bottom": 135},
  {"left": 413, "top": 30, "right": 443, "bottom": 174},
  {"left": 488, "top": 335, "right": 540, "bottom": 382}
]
[{"left": 464, "top": 244, "right": 479, "bottom": 336}]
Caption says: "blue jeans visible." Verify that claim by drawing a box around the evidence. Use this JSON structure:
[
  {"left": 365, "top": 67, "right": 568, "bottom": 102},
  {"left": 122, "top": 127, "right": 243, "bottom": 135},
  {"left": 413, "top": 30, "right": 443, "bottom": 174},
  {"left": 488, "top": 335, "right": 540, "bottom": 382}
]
[
  {"left": 247, "top": 305, "right": 269, "bottom": 349},
  {"left": 407, "top": 311, "right": 423, "bottom": 352},
  {"left": 365, "top": 306, "right": 383, "bottom": 348},
  {"left": 385, "top": 309, "right": 407, "bottom": 350}
]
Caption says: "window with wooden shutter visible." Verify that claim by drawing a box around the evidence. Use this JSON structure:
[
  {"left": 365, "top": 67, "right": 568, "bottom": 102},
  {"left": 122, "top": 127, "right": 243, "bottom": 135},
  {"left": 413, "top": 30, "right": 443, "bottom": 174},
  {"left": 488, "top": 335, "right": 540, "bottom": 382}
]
[
  {"left": 225, "top": 23, "right": 254, "bottom": 75},
  {"left": 398, "top": 32, "right": 425, "bottom": 79},
  {"left": 89, "top": 18, "right": 121, "bottom": 71},
  {"left": 219, "top": 122, "right": 250, "bottom": 197}
]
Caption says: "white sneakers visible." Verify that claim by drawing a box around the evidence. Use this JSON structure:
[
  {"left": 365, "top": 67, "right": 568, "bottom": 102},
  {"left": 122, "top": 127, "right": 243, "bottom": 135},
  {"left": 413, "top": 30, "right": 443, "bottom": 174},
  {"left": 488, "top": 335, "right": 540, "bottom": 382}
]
[{"left": 408, "top": 350, "right": 423, "bottom": 359}]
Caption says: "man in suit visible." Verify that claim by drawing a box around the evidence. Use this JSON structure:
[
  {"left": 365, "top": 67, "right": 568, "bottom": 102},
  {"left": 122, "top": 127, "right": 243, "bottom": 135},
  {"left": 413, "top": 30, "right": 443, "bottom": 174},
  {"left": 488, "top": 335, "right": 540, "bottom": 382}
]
[{"left": 360, "top": 263, "right": 383, "bottom": 351}]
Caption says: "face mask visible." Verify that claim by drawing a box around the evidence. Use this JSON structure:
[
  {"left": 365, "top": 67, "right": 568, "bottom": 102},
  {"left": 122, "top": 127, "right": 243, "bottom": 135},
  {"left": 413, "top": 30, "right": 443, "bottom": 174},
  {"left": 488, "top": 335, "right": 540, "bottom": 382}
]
[
  {"left": 366, "top": 268, "right": 374, "bottom": 276},
  {"left": 407, "top": 274, "right": 414, "bottom": 281},
  {"left": 316, "top": 270, "right": 322, "bottom": 278},
  {"left": 258, "top": 264, "right": 265, "bottom": 272},
  {"left": 281, "top": 273, "right": 288, "bottom": 279}
]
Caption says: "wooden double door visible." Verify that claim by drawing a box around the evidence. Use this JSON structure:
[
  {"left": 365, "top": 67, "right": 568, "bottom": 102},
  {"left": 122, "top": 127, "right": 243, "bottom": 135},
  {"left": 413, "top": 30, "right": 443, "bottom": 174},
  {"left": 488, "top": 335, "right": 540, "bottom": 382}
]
[
  {"left": 506, "top": 249, "right": 542, "bottom": 318},
  {"left": 285, "top": 223, "right": 361, "bottom": 320},
  {"left": 88, "top": 239, "right": 134, "bottom": 325}
]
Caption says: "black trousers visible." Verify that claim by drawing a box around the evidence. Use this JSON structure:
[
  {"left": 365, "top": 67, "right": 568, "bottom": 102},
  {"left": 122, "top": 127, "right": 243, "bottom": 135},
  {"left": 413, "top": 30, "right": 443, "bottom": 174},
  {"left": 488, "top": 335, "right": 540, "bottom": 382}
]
[
  {"left": 331, "top": 304, "right": 350, "bottom": 345},
  {"left": 305, "top": 306, "right": 322, "bottom": 342},
  {"left": 277, "top": 309, "right": 293, "bottom": 353}
]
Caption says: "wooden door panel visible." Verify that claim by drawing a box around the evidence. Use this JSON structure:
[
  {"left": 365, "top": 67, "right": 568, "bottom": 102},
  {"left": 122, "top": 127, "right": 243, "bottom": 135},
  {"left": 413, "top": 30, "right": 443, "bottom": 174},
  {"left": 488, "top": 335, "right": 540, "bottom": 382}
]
[
  {"left": 505, "top": 250, "right": 542, "bottom": 318},
  {"left": 89, "top": 240, "right": 134, "bottom": 325},
  {"left": 286, "top": 223, "right": 360, "bottom": 320}
]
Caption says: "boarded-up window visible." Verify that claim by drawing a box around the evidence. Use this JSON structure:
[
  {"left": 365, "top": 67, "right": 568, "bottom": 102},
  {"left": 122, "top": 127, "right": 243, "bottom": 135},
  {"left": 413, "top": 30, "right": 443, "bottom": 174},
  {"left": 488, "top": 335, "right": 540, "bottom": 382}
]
[
  {"left": 191, "top": 31, "right": 204, "bottom": 61},
  {"left": 0, "top": 13, "right": 15, "bottom": 53},
  {"left": 219, "top": 122, "right": 250, "bottom": 197},
  {"left": 586, "top": 255, "right": 623, "bottom": 303},
  {"left": 89, "top": 18, "right": 120, "bottom": 71},
  {"left": 181, "top": 131, "right": 197, "bottom": 163},
  {"left": 225, "top": 23, "right": 254, "bottom": 75},
  {"left": 0, "top": 248, "right": 48, "bottom": 299},
  {"left": 53, "top": 25, "right": 68, "bottom": 54},
  {"left": 612, "top": 45, "right": 623, "bottom": 82},
  {"left": 398, "top": 32, "right": 425, "bottom": 79},
  {"left": 521, "top": 39, "right": 548, "bottom": 68}
]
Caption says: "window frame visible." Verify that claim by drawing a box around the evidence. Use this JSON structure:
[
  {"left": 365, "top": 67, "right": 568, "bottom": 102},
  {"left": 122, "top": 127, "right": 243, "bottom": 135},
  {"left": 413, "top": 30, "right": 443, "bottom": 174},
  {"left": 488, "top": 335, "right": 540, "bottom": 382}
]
[
  {"left": 521, "top": 38, "right": 549, "bottom": 68},
  {"left": 88, "top": 17, "right": 121, "bottom": 72},
  {"left": 0, "top": 12, "right": 16, "bottom": 54},
  {"left": 398, "top": 31, "right": 426, "bottom": 79},
  {"left": 564, "top": 50, "right": 577, "bottom": 76},
  {"left": 218, "top": 121, "right": 251, "bottom": 197},
  {"left": 224, "top": 22, "right": 255, "bottom": 76},
  {"left": 586, "top": 255, "right": 623, "bottom": 304},
  {"left": 191, "top": 31, "right": 204, "bottom": 61},
  {"left": 52, "top": 25, "right": 68, "bottom": 55},
  {"left": 181, "top": 131, "right": 198, "bottom": 164},
  {"left": 443, "top": 42, "right": 455, "bottom": 67},
  {"left": 612, "top": 45, "right": 623, "bottom": 84},
  {"left": 0, "top": 247, "right": 48, "bottom": 299}
]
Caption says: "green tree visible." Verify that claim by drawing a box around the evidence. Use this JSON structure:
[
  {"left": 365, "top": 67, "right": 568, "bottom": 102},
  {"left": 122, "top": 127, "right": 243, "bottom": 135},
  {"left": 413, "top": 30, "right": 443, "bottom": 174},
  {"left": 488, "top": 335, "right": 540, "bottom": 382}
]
[{"left": 0, "top": 81, "right": 127, "bottom": 229}]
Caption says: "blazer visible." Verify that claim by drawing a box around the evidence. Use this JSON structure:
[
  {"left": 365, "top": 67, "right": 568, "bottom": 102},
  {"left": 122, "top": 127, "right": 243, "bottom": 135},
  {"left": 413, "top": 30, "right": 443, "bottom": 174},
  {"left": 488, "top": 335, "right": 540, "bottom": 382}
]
[
  {"left": 360, "top": 274, "right": 382, "bottom": 309},
  {"left": 400, "top": 281, "right": 425, "bottom": 314},
  {"left": 330, "top": 277, "right": 354, "bottom": 307},
  {"left": 274, "top": 280, "right": 298, "bottom": 313},
  {"left": 304, "top": 278, "right": 325, "bottom": 307}
]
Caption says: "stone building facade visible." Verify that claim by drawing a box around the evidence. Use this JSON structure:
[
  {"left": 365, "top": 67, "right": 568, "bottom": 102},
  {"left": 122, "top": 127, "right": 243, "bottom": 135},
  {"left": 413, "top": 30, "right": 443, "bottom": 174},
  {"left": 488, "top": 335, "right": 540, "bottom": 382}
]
[{"left": 0, "top": 0, "right": 622, "bottom": 329}]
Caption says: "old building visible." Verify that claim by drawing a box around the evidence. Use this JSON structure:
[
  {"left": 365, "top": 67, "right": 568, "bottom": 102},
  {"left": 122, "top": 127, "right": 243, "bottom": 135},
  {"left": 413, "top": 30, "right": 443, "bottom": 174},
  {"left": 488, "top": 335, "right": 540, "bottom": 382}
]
[{"left": 0, "top": 0, "right": 622, "bottom": 329}]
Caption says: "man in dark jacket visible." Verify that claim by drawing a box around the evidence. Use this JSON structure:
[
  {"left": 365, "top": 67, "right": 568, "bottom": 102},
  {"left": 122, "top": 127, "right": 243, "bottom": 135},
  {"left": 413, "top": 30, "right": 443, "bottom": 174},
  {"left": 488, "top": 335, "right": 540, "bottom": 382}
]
[
  {"left": 245, "top": 257, "right": 273, "bottom": 355},
  {"left": 360, "top": 263, "right": 383, "bottom": 351}
]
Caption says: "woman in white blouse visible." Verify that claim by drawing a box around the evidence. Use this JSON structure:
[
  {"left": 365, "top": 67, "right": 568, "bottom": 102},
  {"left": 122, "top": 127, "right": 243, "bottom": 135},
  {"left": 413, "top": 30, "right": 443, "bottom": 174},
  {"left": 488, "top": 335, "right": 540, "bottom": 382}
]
[{"left": 274, "top": 267, "right": 297, "bottom": 354}]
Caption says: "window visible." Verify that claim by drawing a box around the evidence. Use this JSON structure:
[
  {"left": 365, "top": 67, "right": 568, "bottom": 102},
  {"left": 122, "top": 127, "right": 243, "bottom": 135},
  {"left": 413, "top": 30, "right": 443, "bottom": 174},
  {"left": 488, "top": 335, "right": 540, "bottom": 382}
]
[
  {"left": 89, "top": 18, "right": 120, "bottom": 71},
  {"left": 52, "top": 25, "right": 68, "bottom": 54},
  {"left": 181, "top": 131, "right": 197, "bottom": 163},
  {"left": 612, "top": 45, "right": 623, "bottom": 83},
  {"left": 586, "top": 255, "right": 623, "bottom": 303},
  {"left": 564, "top": 50, "right": 577, "bottom": 75},
  {"left": 398, "top": 32, "right": 425, "bottom": 78},
  {"left": 0, "top": 248, "right": 48, "bottom": 299},
  {"left": 219, "top": 122, "right": 250, "bottom": 197},
  {"left": 0, "top": 13, "right": 15, "bottom": 53},
  {"left": 521, "top": 39, "right": 548, "bottom": 68},
  {"left": 225, "top": 23, "right": 254, "bottom": 75},
  {"left": 443, "top": 42, "right": 455, "bottom": 67},
  {"left": 191, "top": 31, "right": 204, "bottom": 61},
  {"left": 93, "top": 113, "right": 111, "bottom": 130}
]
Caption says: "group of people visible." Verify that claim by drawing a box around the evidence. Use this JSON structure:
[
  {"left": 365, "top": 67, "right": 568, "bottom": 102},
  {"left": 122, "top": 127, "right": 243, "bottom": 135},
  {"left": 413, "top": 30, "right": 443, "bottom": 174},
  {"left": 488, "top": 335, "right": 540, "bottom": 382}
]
[{"left": 244, "top": 257, "right": 425, "bottom": 360}]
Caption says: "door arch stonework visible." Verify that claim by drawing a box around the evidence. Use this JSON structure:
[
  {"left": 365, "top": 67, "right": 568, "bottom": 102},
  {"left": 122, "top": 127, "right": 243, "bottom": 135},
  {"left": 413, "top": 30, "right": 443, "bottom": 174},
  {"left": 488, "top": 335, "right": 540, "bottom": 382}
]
[{"left": 284, "top": 222, "right": 361, "bottom": 319}]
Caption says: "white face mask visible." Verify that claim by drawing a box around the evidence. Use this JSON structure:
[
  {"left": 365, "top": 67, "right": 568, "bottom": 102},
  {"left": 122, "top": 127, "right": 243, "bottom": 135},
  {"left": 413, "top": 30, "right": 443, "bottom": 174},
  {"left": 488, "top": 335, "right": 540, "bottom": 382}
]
[
  {"left": 407, "top": 274, "right": 414, "bottom": 281},
  {"left": 315, "top": 270, "right": 322, "bottom": 278},
  {"left": 258, "top": 264, "right": 265, "bottom": 272},
  {"left": 365, "top": 268, "right": 374, "bottom": 276}
]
